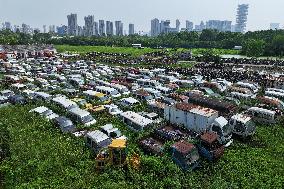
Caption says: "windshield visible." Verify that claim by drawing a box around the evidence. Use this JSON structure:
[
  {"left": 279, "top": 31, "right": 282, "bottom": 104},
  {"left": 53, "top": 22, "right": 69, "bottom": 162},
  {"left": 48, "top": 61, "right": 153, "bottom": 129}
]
[
  {"left": 82, "top": 115, "right": 93, "bottom": 123},
  {"left": 222, "top": 124, "right": 233, "bottom": 137},
  {"left": 187, "top": 149, "right": 199, "bottom": 164}
]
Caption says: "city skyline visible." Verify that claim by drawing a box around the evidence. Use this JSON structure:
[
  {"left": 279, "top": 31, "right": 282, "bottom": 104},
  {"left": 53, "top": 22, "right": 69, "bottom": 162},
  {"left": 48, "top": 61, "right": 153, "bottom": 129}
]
[{"left": 0, "top": 0, "right": 284, "bottom": 32}]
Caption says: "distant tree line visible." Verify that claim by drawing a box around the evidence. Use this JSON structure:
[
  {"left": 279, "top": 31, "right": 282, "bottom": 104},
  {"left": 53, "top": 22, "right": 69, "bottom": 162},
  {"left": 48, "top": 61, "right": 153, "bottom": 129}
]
[{"left": 1, "top": 29, "right": 284, "bottom": 57}]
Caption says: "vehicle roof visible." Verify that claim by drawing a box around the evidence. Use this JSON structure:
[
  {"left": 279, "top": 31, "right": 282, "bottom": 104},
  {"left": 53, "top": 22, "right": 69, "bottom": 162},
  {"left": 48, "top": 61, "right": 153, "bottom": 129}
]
[
  {"left": 172, "top": 140, "right": 195, "bottom": 155},
  {"left": 248, "top": 107, "right": 275, "bottom": 115},
  {"left": 200, "top": 132, "right": 218, "bottom": 144},
  {"left": 69, "top": 108, "right": 90, "bottom": 117},
  {"left": 231, "top": 113, "right": 252, "bottom": 123},
  {"left": 120, "top": 111, "right": 153, "bottom": 127},
  {"left": 175, "top": 103, "right": 218, "bottom": 117},
  {"left": 121, "top": 97, "right": 139, "bottom": 104},
  {"left": 108, "top": 139, "right": 126, "bottom": 148},
  {"left": 86, "top": 130, "right": 110, "bottom": 143}
]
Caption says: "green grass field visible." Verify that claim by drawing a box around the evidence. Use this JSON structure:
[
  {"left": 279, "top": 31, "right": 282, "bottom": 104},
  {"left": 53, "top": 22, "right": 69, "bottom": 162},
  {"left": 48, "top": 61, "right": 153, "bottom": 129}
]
[
  {"left": 55, "top": 45, "right": 160, "bottom": 57},
  {"left": 0, "top": 105, "right": 283, "bottom": 188},
  {"left": 55, "top": 45, "right": 240, "bottom": 57}
]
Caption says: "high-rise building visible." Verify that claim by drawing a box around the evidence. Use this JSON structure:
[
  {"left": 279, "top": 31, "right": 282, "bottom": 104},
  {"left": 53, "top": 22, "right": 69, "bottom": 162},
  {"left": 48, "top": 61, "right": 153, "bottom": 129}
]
[
  {"left": 270, "top": 23, "right": 280, "bottom": 30},
  {"left": 176, "top": 19, "right": 180, "bottom": 32},
  {"left": 67, "top": 13, "right": 78, "bottom": 36},
  {"left": 106, "top": 21, "right": 114, "bottom": 36},
  {"left": 3, "top": 22, "right": 12, "bottom": 30},
  {"left": 160, "top": 20, "right": 171, "bottom": 34},
  {"left": 151, "top": 18, "right": 160, "bottom": 37},
  {"left": 206, "top": 20, "right": 232, "bottom": 32},
  {"left": 115, "top": 21, "right": 123, "bottom": 36},
  {"left": 235, "top": 4, "right": 249, "bottom": 33},
  {"left": 21, "top": 23, "right": 30, "bottom": 34},
  {"left": 84, "top": 15, "right": 95, "bottom": 36},
  {"left": 99, "top": 20, "right": 105, "bottom": 36},
  {"left": 43, "top": 25, "right": 47, "bottom": 33},
  {"left": 129, "top": 23, "right": 134, "bottom": 35},
  {"left": 185, "top": 21, "right": 194, "bottom": 31},
  {"left": 57, "top": 25, "right": 67, "bottom": 35},
  {"left": 94, "top": 22, "right": 99, "bottom": 36},
  {"left": 49, "top": 25, "right": 56, "bottom": 33}
]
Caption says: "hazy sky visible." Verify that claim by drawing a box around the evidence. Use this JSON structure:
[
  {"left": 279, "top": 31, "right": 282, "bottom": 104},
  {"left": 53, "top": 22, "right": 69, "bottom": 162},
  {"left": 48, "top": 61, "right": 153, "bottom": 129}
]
[{"left": 0, "top": 0, "right": 283, "bottom": 32}]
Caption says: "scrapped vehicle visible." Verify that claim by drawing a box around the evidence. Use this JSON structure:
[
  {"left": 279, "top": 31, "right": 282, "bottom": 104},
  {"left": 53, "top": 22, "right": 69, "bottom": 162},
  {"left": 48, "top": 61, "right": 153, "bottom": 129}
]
[
  {"left": 8, "top": 95, "right": 27, "bottom": 105},
  {"left": 29, "top": 106, "right": 59, "bottom": 120},
  {"left": 71, "top": 98, "right": 88, "bottom": 106},
  {"left": 171, "top": 140, "right": 200, "bottom": 171},
  {"left": 68, "top": 107, "right": 96, "bottom": 126},
  {"left": 85, "top": 130, "right": 112, "bottom": 154},
  {"left": 105, "top": 104, "right": 123, "bottom": 116},
  {"left": 95, "top": 93, "right": 111, "bottom": 104},
  {"left": 0, "top": 90, "right": 15, "bottom": 98},
  {"left": 119, "top": 97, "right": 139, "bottom": 107},
  {"left": 209, "top": 117, "right": 233, "bottom": 147},
  {"left": 53, "top": 116, "right": 76, "bottom": 133},
  {"left": 120, "top": 111, "right": 153, "bottom": 132},
  {"left": 229, "top": 114, "right": 256, "bottom": 137},
  {"left": 139, "top": 137, "right": 164, "bottom": 156},
  {"left": 85, "top": 104, "right": 106, "bottom": 113},
  {"left": 246, "top": 107, "right": 277, "bottom": 124},
  {"left": 197, "top": 132, "right": 225, "bottom": 161},
  {"left": 155, "top": 124, "right": 195, "bottom": 141},
  {"left": 100, "top": 124, "right": 126, "bottom": 139}
]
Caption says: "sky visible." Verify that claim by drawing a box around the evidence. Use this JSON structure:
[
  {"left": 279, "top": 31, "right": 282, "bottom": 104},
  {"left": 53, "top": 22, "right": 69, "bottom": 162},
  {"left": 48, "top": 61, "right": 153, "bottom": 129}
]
[{"left": 0, "top": 0, "right": 283, "bottom": 32}]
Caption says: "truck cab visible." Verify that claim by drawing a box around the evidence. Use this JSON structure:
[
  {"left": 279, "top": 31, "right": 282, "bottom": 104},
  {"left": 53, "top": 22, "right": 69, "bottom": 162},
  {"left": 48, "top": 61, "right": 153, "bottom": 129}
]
[
  {"left": 229, "top": 114, "right": 256, "bottom": 137},
  {"left": 171, "top": 140, "right": 200, "bottom": 171},
  {"left": 209, "top": 117, "right": 233, "bottom": 147},
  {"left": 197, "top": 132, "right": 225, "bottom": 161}
]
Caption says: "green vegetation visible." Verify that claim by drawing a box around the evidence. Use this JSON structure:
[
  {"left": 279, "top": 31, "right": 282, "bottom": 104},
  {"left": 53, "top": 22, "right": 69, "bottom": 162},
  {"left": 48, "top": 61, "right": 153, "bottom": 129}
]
[
  {"left": 1, "top": 105, "right": 283, "bottom": 188},
  {"left": 1, "top": 29, "right": 284, "bottom": 57},
  {"left": 55, "top": 45, "right": 159, "bottom": 57},
  {"left": 243, "top": 39, "right": 266, "bottom": 57}
]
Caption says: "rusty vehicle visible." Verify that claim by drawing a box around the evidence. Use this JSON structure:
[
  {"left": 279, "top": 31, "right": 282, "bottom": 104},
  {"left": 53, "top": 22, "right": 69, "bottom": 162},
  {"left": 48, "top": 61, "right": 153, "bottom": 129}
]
[
  {"left": 139, "top": 137, "right": 165, "bottom": 156},
  {"left": 197, "top": 132, "right": 225, "bottom": 161},
  {"left": 171, "top": 140, "right": 200, "bottom": 171}
]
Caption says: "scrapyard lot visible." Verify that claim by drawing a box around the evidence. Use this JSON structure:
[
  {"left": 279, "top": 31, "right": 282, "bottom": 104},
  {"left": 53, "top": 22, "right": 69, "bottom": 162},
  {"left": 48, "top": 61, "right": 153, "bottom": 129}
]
[{"left": 0, "top": 47, "right": 284, "bottom": 188}]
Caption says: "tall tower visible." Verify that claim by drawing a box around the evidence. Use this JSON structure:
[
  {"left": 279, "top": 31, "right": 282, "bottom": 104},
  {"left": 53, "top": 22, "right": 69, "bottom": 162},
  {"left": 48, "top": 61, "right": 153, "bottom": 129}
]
[
  {"left": 176, "top": 19, "right": 180, "bottom": 32},
  {"left": 106, "top": 21, "right": 114, "bottom": 36},
  {"left": 67, "top": 13, "right": 78, "bottom": 36},
  {"left": 235, "top": 4, "right": 249, "bottom": 33},
  {"left": 151, "top": 18, "right": 160, "bottom": 37},
  {"left": 84, "top": 15, "right": 94, "bottom": 37},
  {"left": 129, "top": 23, "right": 134, "bottom": 35},
  {"left": 115, "top": 21, "right": 123, "bottom": 36},
  {"left": 99, "top": 20, "right": 105, "bottom": 36}
]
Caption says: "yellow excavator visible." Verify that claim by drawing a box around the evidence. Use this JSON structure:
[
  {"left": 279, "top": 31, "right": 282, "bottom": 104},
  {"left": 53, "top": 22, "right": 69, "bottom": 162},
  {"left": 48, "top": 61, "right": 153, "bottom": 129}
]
[{"left": 95, "top": 139, "right": 140, "bottom": 170}]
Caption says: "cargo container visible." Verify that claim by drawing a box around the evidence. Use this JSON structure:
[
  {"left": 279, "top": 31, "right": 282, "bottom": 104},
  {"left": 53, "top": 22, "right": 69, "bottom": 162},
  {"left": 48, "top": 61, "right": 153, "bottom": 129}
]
[{"left": 164, "top": 103, "right": 218, "bottom": 133}]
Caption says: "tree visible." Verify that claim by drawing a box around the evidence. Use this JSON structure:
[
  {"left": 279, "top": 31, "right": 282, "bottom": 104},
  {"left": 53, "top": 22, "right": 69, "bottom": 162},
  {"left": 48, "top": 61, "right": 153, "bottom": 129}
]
[
  {"left": 271, "top": 35, "right": 284, "bottom": 57},
  {"left": 243, "top": 39, "right": 266, "bottom": 57}
]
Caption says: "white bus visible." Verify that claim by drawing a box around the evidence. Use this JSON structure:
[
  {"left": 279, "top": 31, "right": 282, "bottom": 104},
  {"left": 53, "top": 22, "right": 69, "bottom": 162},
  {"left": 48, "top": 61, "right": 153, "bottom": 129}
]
[
  {"left": 247, "top": 107, "right": 276, "bottom": 124},
  {"left": 95, "top": 86, "right": 121, "bottom": 98}
]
